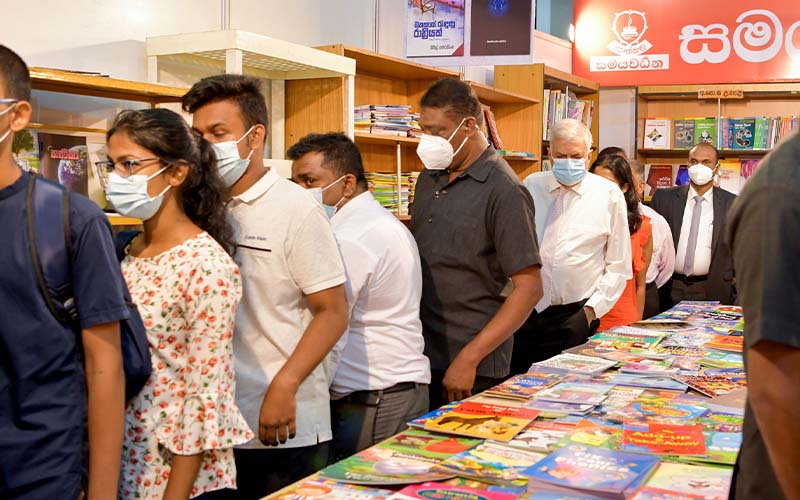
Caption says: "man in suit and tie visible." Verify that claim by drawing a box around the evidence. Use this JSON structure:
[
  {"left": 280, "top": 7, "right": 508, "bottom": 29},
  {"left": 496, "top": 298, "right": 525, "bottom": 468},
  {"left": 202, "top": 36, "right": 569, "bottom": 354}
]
[{"left": 650, "top": 143, "right": 737, "bottom": 306}]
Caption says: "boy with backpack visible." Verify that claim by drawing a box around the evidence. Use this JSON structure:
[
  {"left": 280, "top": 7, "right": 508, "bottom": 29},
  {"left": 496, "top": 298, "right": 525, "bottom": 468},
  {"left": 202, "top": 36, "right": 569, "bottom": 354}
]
[{"left": 0, "top": 45, "right": 129, "bottom": 499}]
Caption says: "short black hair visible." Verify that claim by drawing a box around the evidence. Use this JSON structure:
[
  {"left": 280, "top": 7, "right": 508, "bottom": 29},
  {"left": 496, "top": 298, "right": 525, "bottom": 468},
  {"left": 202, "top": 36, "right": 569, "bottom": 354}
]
[
  {"left": 287, "top": 132, "right": 367, "bottom": 188},
  {"left": 596, "top": 146, "right": 626, "bottom": 160},
  {"left": 0, "top": 45, "right": 31, "bottom": 101},
  {"left": 182, "top": 74, "right": 269, "bottom": 131},
  {"left": 691, "top": 142, "right": 719, "bottom": 163},
  {"left": 420, "top": 77, "right": 484, "bottom": 127}
]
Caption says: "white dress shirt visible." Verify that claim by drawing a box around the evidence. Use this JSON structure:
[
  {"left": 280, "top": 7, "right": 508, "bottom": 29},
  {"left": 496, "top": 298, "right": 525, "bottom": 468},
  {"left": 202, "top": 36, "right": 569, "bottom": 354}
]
[
  {"left": 329, "top": 192, "right": 431, "bottom": 395},
  {"left": 228, "top": 167, "right": 346, "bottom": 449},
  {"left": 674, "top": 186, "right": 714, "bottom": 276},
  {"left": 640, "top": 203, "right": 676, "bottom": 287},
  {"left": 524, "top": 171, "right": 632, "bottom": 318}
]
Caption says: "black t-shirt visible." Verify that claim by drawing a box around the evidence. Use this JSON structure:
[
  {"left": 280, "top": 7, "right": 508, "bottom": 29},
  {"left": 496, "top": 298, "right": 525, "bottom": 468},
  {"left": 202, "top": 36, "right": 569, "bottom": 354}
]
[
  {"left": 410, "top": 147, "right": 541, "bottom": 378},
  {"left": 0, "top": 171, "right": 129, "bottom": 498},
  {"left": 726, "top": 133, "right": 800, "bottom": 499}
]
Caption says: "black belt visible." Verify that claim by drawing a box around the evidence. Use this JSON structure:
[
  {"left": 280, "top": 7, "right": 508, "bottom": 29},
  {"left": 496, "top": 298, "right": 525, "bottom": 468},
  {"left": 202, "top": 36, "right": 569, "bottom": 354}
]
[
  {"left": 540, "top": 300, "right": 587, "bottom": 317},
  {"left": 336, "top": 382, "right": 418, "bottom": 405},
  {"left": 673, "top": 273, "right": 708, "bottom": 284}
]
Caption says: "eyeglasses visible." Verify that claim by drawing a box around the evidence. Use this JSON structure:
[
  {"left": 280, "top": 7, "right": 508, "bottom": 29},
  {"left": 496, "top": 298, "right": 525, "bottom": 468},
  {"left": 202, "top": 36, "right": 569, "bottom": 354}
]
[{"left": 94, "top": 157, "right": 164, "bottom": 178}]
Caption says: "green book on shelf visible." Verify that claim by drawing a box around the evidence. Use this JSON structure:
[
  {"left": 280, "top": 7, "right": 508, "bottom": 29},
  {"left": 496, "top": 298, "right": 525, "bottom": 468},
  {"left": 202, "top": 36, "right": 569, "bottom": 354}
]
[{"left": 694, "top": 118, "right": 717, "bottom": 147}]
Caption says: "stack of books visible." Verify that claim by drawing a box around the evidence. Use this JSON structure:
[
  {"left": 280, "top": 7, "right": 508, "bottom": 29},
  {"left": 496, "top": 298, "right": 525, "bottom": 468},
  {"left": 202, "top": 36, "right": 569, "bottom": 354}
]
[
  {"left": 543, "top": 89, "right": 595, "bottom": 141},
  {"left": 365, "top": 171, "right": 419, "bottom": 216},
  {"left": 355, "top": 105, "right": 418, "bottom": 137}
]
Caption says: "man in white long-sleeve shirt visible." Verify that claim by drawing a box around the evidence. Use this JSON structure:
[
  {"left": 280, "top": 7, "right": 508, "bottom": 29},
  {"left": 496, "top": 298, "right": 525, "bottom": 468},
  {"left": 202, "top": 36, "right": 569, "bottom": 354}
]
[
  {"left": 289, "top": 132, "right": 431, "bottom": 463},
  {"left": 510, "top": 119, "right": 631, "bottom": 373},
  {"left": 630, "top": 160, "right": 676, "bottom": 318}
]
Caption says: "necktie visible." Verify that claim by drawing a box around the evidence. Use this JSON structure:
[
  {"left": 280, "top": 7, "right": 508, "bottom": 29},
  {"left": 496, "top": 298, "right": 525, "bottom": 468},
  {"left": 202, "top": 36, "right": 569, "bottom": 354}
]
[{"left": 683, "top": 195, "right": 703, "bottom": 276}]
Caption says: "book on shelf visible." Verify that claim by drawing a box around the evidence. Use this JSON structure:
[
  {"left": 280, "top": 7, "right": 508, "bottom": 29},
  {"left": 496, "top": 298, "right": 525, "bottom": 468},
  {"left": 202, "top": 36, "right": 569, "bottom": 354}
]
[
  {"left": 355, "top": 105, "right": 420, "bottom": 138},
  {"left": 543, "top": 89, "right": 594, "bottom": 141},
  {"left": 644, "top": 164, "right": 674, "bottom": 198},
  {"left": 643, "top": 118, "right": 672, "bottom": 149},
  {"left": 365, "top": 172, "right": 419, "bottom": 216},
  {"left": 672, "top": 119, "right": 695, "bottom": 149},
  {"left": 483, "top": 105, "right": 505, "bottom": 150},
  {"left": 423, "top": 401, "right": 539, "bottom": 441}
]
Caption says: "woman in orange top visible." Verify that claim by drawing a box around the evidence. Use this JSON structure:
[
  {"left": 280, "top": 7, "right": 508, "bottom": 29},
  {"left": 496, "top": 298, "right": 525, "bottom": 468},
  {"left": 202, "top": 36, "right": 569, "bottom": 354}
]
[{"left": 590, "top": 155, "right": 653, "bottom": 330}]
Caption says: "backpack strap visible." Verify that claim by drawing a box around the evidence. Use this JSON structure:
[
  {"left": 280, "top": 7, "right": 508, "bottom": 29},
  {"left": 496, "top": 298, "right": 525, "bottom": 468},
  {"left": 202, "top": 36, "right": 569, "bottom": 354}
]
[{"left": 26, "top": 175, "right": 78, "bottom": 326}]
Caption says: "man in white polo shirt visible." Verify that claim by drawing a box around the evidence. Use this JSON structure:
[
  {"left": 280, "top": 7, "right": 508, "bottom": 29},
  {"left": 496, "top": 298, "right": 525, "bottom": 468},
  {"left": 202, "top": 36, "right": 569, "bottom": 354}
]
[
  {"left": 289, "top": 132, "right": 431, "bottom": 462},
  {"left": 183, "top": 75, "right": 349, "bottom": 499}
]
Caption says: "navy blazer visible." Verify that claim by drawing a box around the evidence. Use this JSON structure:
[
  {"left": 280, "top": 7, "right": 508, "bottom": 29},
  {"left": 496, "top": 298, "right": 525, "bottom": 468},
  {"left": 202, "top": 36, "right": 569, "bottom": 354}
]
[{"left": 650, "top": 184, "right": 737, "bottom": 304}]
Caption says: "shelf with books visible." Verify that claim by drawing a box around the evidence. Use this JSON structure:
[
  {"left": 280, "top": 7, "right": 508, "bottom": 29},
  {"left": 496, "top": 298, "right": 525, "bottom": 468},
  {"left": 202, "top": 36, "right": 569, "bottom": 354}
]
[
  {"left": 354, "top": 131, "right": 420, "bottom": 147},
  {"left": 638, "top": 148, "right": 771, "bottom": 157},
  {"left": 493, "top": 64, "right": 600, "bottom": 176}
]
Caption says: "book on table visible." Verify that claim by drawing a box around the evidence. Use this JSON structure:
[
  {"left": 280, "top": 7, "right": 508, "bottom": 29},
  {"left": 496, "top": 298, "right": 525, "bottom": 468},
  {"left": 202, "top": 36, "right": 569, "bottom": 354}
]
[
  {"left": 424, "top": 401, "right": 540, "bottom": 442},
  {"left": 389, "top": 481, "right": 518, "bottom": 500},
  {"left": 434, "top": 441, "right": 546, "bottom": 486}
]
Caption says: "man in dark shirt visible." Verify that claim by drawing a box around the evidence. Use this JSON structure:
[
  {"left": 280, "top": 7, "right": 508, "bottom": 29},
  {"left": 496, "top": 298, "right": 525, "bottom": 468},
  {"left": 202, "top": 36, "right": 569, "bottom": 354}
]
[
  {"left": 0, "top": 45, "right": 127, "bottom": 499},
  {"left": 727, "top": 132, "right": 800, "bottom": 500},
  {"left": 410, "top": 78, "right": 543, "bottom": 410}
]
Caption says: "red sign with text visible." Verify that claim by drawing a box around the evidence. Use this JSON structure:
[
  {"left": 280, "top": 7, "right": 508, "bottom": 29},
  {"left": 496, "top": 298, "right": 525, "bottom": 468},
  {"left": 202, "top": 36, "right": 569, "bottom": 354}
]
[{"left": 572, "top": 0, "right": 800, "bottom": 86}]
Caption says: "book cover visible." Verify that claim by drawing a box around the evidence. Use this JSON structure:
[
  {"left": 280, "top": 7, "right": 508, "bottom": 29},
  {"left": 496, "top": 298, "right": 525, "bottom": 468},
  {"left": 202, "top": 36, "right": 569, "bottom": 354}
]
[
  {"left": 523, "top": 400, "right": 596, "bottom": 418},
  {"left": 523, "top": 444, "right": 660, "bottom": 495},
  {"left": 643, "top": 119, "right": 672, "bottom": 149},
  {"left": 731, "top": 118, "right": 756, "bottom": 149},
  {"left": 535, "top": 382, "right": 615, "bottom": 406},
  {"left": 706, "top": 388, "right": 747, "bottom": 416},
  {"left": 594, "top": 373, "right": 688, "bottom": 392},
  {"left": 12, "top": 128, "right": 40, "bottom": 173},
  {"left": 408, "top": 401, "right": 460, "bottom": 428},
  {"left": 631, "top": 487, "right": 714, "bottom": 499},
  {"left": 641, "top": 463, "right": 732, "bottom": 499},
  {"left": 700, "top": 352, "right": 743, "bottom": 370},
  {"left": 622, "top": 421, "right": 707, "bottom": 456},
  {"left": 716, "top": 160, "right": 742, "bottom": 195},
  {"left": 588, "top": 330, "right": 665, "bottom": 351},
  {"left": 608, "top": 401, "right": 708, "bottom": 424},
  {"left": 320, "top": 430, "right": 478, "bottom": 485},
  {"left": 505, "top": 421, "right": 574, "bottom": 453},
  {"left": 424, "top": 402, "right": 539, "bottom": 442},
  {"left": 469, "top": 0, "right": 532, "bottom": 56},
  {"left": 598, "top": 387, "right": 646, "bottom": 414},
  {"left": 697, "top": 410, "right": 743, "bottom": 433},
  {"left": 441, "top": 477, "right": 527, "bottom": 497},
  {"left": 484, "top": 372, "right": 563, "bottom": 400},
  {"left": 531, "top": 354, "right": 617, "bottom": 375},
  {"left": 703, "top": 335, "right": 743, "bottom": 353},
  {"left": 272, "top": 480, "right": 394, "bottom": 500},
  {"left": 673, "top": 120, "right": 695, "bottom": 149},
  {"left": 390, "top": 482, "right": 517, "bottom": 500},
  {"left": 694, "top": 118, "right": 717, "bottom": 146},
  {"left": 555, "top": 420, "right": 622, "bottom": 450},
  {"left": 37, "top": 132, "right": 90, "bottom": 196},
  {"left": 645, "top": 164, "right": 675, "bottom": 198},
  {"left": 619, "top": 361, "right": 679, "bottom": 376},
  {"left": 671, "top": 375, "right": 747, "bottom": 398},
  {"left": 694, "top": 432, "right": 741, "bottom": 465},
  {"left": 435, "top": 441, "right": 546, "bottom": 485},
  {"left": 527, "top": 493, "right": 610, "bottom": 500},
  {"left": 674, "top": 165, "right": 690, "bottom": 186}
]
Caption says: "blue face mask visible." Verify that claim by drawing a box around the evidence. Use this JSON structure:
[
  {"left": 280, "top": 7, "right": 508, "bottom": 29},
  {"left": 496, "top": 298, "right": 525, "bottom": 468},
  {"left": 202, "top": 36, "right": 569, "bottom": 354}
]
[
  {"left": 211, "top": 126, "right": 255, "bottom": 187},
  {"left": 552, "top": 158, "right": 587, "bottom": 186},
  {"left": 106, "top": 166, "right": 171, "bottom": 221},
  {"left": 307, "top": 175, "right": 346, "bottom": 218}
]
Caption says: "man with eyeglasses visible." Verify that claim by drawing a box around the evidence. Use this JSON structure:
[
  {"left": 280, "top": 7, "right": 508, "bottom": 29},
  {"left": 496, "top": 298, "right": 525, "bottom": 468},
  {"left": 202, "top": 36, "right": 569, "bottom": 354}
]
[
  {"left": 650, "top": 142, "right": 737, "bottom": 306},
  {"left": 0, "top": 45, "right": 127, "bottom": 499}
]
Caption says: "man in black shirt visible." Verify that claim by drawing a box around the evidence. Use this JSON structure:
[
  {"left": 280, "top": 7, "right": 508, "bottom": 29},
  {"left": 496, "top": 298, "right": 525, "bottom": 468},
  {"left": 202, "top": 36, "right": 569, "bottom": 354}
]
[
  {"left": 727, "top": 132, "right": 800, "bottom": 500},
  {"left": 410, "top": 78, "right": 543, "bottom": 410}
]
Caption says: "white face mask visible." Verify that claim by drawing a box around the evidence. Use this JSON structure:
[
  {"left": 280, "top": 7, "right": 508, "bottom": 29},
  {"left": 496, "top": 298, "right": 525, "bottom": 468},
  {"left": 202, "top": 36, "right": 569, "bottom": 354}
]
[
  {"left": 105, "top": 166, "right": 171, "bottom": 221},
  {"left": 307, "top": 175, "right": 346, "bottom": 218},
  {"left": 688, "top": 164, "right": 715, "bottom": 186},
  {"left": 416, "top": 118, "right": 470, "bottom": 171},
  {"left": 211, "top": 125, "right": 255, "bottom": 187},
  {"left": 0, "top": 101, "right": 18, "bottom": 144}
]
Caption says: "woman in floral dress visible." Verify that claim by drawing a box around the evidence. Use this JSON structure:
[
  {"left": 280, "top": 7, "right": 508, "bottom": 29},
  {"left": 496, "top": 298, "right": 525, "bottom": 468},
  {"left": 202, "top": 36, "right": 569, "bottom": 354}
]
[{"left": 101, "top": 108, "right": 253, "bottom": 499}]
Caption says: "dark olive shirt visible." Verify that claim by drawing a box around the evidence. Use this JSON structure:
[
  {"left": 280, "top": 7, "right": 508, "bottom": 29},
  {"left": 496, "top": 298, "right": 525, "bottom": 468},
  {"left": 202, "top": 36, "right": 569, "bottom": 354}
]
[
  {"left": 727, "top": 133, "right": 800, "bottom": 500},
  {"left": 410, "top": 147, "right": 541, "bottom": 378}
]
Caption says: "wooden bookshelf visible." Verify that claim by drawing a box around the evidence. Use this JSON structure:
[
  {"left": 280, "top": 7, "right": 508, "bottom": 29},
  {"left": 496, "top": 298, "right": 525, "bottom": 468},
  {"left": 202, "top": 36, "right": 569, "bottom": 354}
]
[
  {"left": 636, "top": 83, "right": 800, "bottom": 165},
  {"left": 494, "top": 64, "right": 600, "bottom": 174}
]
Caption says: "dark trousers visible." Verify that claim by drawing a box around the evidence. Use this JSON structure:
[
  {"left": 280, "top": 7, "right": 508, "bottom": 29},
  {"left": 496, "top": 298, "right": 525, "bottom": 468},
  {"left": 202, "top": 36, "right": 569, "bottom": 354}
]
[
  {"left": 670, "top": 277, "right": 710, "bottom": 305},
  {"left": 509, "top": 301, "right": 600, "bottom": 376},
  {"left": 643, "top": 281, "right": 661, "bottom": 319},
  {"left": 203, "top": 443, "right": 331, "bottom": 500},
  {"left": 428, "top": 369, "right": 505, "bottom": 411},
  {"left": 330, "top": 383, "right": 429, "bottom": 462}
]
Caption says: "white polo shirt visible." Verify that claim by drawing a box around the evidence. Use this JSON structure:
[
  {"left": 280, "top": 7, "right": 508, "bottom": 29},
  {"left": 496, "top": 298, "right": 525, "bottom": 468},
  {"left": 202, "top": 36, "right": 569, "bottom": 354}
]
[
  {"left": 229, "top": 167, "right": 346, "bottom": 449},
  {"left": 328, "top": 192, "right": 431, "bottom": 395}
]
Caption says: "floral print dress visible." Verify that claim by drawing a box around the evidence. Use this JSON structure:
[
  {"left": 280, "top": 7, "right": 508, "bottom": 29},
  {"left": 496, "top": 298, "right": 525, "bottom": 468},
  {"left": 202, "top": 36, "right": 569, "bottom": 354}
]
[{"left": 119, "top": 232, "right": 254, "bottom": 499}]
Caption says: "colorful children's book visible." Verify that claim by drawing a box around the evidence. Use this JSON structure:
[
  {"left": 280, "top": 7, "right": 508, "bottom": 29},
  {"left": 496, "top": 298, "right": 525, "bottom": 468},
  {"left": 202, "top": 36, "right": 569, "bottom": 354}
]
[
  {"left": 693, "top": 432, "right": 741, "bottom": 465},
  {"left": 435, "top": 441, "right": 546, "bottom": 485},
  {"left": 424, "top": 402, "right": 539, "bottom": 442},
  {"left": 531, "top": 354, "right": 617, "bottom": 375},
  {"left": 631, "top": 487, "right": 714, "bottom": 499},
  {"left": 608, "top": 401, "right": 708, "bottom": 425},
  {"left": 671, "top": 375, "right": 747, "bottom": 398},
  {"left": 272, "top": 480, "right": 395, "bottom": 500},
  {"left": 598, "top": 387, "right": 646, "bottom": 414},
  {"left": 702, "top": 335, "right": 743, "bottom": 353},
  {"left": 523, "top": 400, "right": 596, "bottom": 418},
  {"left": 484, "top": 372, "right": 563, "bottom": 401},
  {"left": 390, "top": 482, "right": 518, "bottom": 500},
  {"left": 700, "top": 352, "right": 743, "bottom": 369},
  {"left": 527, "top": 493, "right": 609, "bottom": 500},
  {"left": 619, "top": 360, "right": 679, "bottom": 376},
  {"left": 535, "top": 382, "right": 615, "bottom": 406},
  {"left": 504, "top": 421, "right": 574, "bottom": 453},
  {"left": 441, "top": 477, "right": 527, "bottom": 497},
  {"left": 622, "top": 421, "right": 707, "bottom": 456},
  {"left": 588, "top": 330, "right": 665, "bottom": 351},
  {"left": 593, "top": 373, "right": 688, "bottom": 392},
  {"left": 640, "top": 462, "right": 733, "bottom": 500},
  {"left": 523, "top": 444, "right": 660, "bottom": 498},
  {"left": 555, "top": 420, "right": 622, "bottom": 450},
  {"left": 697, "top": 411, "right": 744, "bottom": 433},
  {"left": 408, "top": 401, "right": 460, "bottom": 428},
  {"left": 644, "top": 346, "right": 711, "bottom": 359}
]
